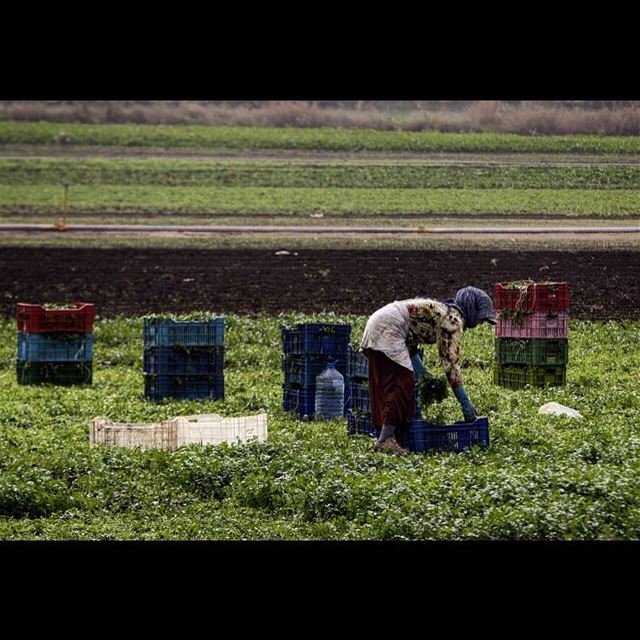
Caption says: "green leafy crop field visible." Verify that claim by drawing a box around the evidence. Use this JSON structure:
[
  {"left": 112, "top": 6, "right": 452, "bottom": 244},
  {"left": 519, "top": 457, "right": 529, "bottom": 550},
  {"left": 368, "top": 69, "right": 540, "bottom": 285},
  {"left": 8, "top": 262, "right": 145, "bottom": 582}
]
[
  {"left": 2, "top": 155, "right": 638, "bottom": 224},
  {"left": 1, "top": 315, "right": 639, "bottom": 540},
  {"left": 2, "top": 122, "right": 640, "bottom": 154}
]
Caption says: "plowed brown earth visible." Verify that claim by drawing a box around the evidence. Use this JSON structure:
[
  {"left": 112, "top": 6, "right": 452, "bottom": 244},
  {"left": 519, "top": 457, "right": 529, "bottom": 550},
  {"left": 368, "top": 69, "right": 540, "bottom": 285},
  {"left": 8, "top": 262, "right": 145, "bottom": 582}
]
[{"left": 1, "top": 247, "right": 638, "bottom": 320}]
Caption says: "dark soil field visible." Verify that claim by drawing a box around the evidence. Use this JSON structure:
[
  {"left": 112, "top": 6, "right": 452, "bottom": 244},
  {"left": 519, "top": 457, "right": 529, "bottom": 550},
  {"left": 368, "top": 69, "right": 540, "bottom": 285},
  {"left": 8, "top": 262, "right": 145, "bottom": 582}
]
[{"left": 1, "top": 247, "right": 638, "bottom": 320}]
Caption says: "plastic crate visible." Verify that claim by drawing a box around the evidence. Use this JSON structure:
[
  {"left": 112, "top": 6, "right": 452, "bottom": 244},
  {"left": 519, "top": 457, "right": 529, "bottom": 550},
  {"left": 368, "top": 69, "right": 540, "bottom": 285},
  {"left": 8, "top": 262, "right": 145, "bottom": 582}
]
[
  {"left": 91, "top": 417, "right": 178, "bottom": 451},
  {"left": 494, "top": 282, "right": 569, "bottom": 313},
  {"left": 344, "top": 382, "right": 421, "bottom": 417},
  {"left": 398, "top": 417, "right": 490, "bottom": 453},
  {"left": 281, "top": 323, "right": 351, "bottom": 356},
  {"left": 17, "top": 361, "right": 92, "bottom": 386},
  {"left": 495, "top": 311, "right": 568, "bottom": 339},
  {"left": 345, "top": 381, "right": 370, "bottom": 413},
  {"left": 282, "top": 385, "right": 317, "bottom": 417},
  {"left": 143, "top": 317, "right": 225, "bottom": 347},
  {"left": 144, "top": 346, "right": 224, "bottom": 376},
  {"left": 346, "top": 411, "right": 375, "bottom": 436},
  {"left": 493, "top": 364, "right": 567, "bottom": 388},
  {"left": 347, "top": 347, "right": 369, "bottom": 380},
  {"left": 17, "top": 303, "right": 95, "bottom": 334},
  {"left": 144, "top": 374, "right": 225, "bottom": 401},
  {"left": 282, "top": 354, "right": 347, "bottom": 387},
  {"left": 174, "top": 412, "right": 268, "bottom": 447},
  {"left": 495, "top": 338, "right": 568, "bottom": 366},
  {"left": 17, "top": 332, "right": 93, "bottom": 362}
]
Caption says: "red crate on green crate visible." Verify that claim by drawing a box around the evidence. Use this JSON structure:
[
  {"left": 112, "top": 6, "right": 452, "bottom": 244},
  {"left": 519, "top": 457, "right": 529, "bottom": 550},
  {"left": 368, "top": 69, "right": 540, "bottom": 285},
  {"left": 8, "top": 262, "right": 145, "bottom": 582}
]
[
  {"left": 495, "top": 338, "right": 568, "bottom": 366},
  {"left": 17, "top": 303, "right": 94, "bottom": 334},
  {"left": 493, "top": 364, "right": 566, "bottom": 388},
  {"left": 494, "top": 282, "right": 569, "bottom": 314},
  {"left": 495, "top": 311, "right": 568, "bottom": 339}
]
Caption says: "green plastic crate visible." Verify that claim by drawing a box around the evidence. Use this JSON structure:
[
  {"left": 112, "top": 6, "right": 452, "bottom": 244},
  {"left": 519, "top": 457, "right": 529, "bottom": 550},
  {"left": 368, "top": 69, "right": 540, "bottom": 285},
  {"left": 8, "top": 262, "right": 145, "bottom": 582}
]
[
  {"left": 17, "top": 361, "right": 92, "bottom": 385},
  {"left": 493, "top": 364, "right": 566, "bottom": 388},
  {"left": 495, "top": 338, "right": 568, "bottom": 366}
]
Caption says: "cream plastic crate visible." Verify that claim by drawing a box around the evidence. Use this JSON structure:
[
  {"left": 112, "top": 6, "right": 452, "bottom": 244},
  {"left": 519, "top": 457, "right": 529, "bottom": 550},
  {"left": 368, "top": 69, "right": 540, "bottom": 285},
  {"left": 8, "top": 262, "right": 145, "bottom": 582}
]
[
  {"left": 174, "top": 412, "right": 268, "bottom": 447},
  {"left": 90, "top": 412, "right": 267, "bottom": 450},
  {"left": 91, "top": 417, "right": 178, "bottom": 451}
]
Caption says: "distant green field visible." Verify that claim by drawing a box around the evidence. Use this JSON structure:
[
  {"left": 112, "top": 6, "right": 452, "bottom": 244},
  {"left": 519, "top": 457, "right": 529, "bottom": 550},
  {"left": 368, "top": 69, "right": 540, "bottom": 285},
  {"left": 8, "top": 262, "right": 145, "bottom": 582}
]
[
  {"left": 2, "top": 121, "right": 640, "bottom": 154},
  {"left": 1, "top": 124, "right": 638, "bottom": 227},
  {"left": 2, "top": 158, "right": 640, "bottom": 189},
  {"left": 1, "top": 185, "right": 637, "bottom": 218}
]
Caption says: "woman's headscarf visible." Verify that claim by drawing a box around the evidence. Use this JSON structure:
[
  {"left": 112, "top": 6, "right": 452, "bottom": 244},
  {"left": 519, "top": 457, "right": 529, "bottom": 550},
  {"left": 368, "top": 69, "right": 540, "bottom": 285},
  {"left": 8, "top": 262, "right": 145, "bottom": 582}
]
[{"left": 446, "top": 286, "right": 497, "bottom": 329}]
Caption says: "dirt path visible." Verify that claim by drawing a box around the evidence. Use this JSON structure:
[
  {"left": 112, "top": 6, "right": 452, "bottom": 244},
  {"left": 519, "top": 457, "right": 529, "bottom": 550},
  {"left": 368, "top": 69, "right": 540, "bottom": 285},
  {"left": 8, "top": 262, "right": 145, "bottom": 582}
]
[
  {"left": 1, "top": 223, "right": 639, "bottom": 234},
  {"left": 3, "top": 146, "right": 640, "bottom": 165},
  {"left": 1, "top": 247, "right": 637, "bottom": 320}
]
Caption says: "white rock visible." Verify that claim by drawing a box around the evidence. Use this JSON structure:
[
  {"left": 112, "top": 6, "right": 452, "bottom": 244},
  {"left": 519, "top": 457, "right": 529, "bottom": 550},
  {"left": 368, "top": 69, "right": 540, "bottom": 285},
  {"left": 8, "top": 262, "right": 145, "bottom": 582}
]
[
  {"left": 538, "top": 402, "right": 583, "bottom": 419},
  {"left": 275, "top": 251, "right": 291, "bottom": 256}
]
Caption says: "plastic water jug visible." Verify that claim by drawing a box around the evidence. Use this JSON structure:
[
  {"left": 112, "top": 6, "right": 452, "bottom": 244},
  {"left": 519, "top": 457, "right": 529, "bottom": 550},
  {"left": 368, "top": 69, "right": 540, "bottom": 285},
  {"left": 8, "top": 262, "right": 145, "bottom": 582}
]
[{"left": 314, "top": 362, "right": 344, "bottom": 419}]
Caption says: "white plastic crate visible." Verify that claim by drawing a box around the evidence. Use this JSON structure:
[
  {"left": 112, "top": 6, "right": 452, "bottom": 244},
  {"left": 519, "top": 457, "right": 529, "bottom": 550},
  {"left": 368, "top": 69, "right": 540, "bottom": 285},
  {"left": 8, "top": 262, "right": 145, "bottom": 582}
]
[
  {"left": 90, "top": 412, "right": 268, "bottom": 450},
  {"left": 91, "top": 417, "right": 178, "bottom": 451},
  {"left": 174, "top": 412, "right": 268, "bottom": 447}
]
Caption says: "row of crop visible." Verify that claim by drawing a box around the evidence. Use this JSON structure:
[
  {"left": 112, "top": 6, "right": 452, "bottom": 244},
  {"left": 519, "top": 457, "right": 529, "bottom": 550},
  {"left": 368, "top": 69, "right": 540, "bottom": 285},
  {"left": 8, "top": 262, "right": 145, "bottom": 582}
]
[
  {"left": 1, "top": 185, "right": 639, "bottom": 218},
  {"left": 3, "top": 158, "right": 640, "bottom": 190},
  {"left": 2, "top": 121, "right": 640, "bottom": 154}
]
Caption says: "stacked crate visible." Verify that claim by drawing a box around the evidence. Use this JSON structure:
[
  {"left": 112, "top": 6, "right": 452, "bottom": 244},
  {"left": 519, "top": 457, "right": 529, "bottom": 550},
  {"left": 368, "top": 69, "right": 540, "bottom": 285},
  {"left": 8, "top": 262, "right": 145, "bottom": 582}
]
[
  {"left": 143, "top": 316, "right": 225, "bottom": 401},
  {"left": 346, "top": 347, "right": 423, "bottom": 436},
  {"left": 16, "top": 303, "right": 94, "bottom": 385},
  {"left": 493, "top": 281, "right": 569, "bottom": 388},
  {"left": 281, "top": 323, "right": 351, "bottom": 418}
]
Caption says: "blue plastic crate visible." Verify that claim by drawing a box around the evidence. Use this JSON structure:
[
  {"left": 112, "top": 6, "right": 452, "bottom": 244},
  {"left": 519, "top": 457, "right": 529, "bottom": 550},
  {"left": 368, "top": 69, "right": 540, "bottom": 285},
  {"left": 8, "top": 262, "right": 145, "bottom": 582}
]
[
  {"left": 144, "top": 346, "right": 224, "bottom": 376},
  {"left": 144, "top": 374, "right": 225, "bottom": 401},
  {"left": 347, "top": 347, "right": 369, "bottom": 380},
  {"left": 282, "top": 383, "right": 350, "bottom": 418},
  {"left": 17, "top": 332, "right": 93, "bottom": 362},
  {"left": 282, "top": 385, "right": 317, "bottom": 417},
  {"left": 344, "top": 381, "right": 420, "bottom": 417},
  {"left": 143, "top": 317, "right": 225, "bottom": 347},
  {"left": 281, "top": 323, "right": 351, "bottom": 356},
  {"left": 282, "top": 354, "right": 347, "bottom": 387},
  {"left": 397, "top": 417, "right": 490, "bottom": 453},
  {"left": 345, "top": 381, "right": 370, "bottom": 413},
  {"left": 346, "top": 411, "right": 375, "bottom": 436}
]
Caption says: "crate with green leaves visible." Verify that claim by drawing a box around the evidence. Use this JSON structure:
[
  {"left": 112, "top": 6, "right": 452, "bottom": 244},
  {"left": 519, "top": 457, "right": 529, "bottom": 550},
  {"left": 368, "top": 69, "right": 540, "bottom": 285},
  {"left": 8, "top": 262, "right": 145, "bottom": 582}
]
[
  {"left": 493, "top": 364, "right": 567, "bottom": 388},
  {"left": 495, "top": 338, "right": 569, "bottom": 367}
]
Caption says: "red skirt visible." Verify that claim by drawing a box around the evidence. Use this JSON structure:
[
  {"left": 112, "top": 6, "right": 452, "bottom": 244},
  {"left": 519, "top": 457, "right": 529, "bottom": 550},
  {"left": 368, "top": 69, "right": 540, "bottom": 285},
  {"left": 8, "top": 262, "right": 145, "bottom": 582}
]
[{"left": 366, "top": 349, "right": 415, "bottom": 428}]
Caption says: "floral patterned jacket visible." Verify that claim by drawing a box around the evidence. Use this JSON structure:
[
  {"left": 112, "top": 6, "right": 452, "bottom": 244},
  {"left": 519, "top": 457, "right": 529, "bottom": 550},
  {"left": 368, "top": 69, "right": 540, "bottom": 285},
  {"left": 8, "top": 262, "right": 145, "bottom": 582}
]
[
  {"left": 360, "top": 297, "right": 465, "bottom": 389},
  {"left": 404, "top": 298, "right": 465, "bottom": 389}
]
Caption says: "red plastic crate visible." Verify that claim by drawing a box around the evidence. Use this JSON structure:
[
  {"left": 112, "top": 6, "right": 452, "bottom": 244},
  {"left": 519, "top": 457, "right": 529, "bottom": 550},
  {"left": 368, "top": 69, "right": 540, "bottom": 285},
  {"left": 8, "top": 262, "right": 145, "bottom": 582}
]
[
  {"left": 494, "top": 282, "right": 569, "bottom": 313},
  {"left": 495, "top": 311, "right": 568, "bottom": 338},
  {"left": 17, "top": 303, "right": 95, "bottom": 333}
]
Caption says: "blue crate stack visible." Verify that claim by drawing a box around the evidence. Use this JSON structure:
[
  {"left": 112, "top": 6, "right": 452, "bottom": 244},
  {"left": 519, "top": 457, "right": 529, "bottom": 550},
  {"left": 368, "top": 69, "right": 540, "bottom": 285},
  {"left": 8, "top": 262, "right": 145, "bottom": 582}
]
[
  {"left": 281, "top": 323, "right": 351, "bottom": 418},
  {"left": 143, "top": 317, "right": 225, "bottom": 401}
]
